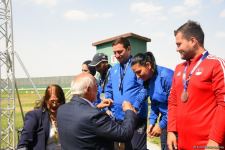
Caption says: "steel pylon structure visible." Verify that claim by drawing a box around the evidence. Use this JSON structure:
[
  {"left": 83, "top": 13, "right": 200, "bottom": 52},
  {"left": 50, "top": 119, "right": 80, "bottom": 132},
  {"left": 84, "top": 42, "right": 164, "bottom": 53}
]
[{"left": 0, "top": 0, "right": 16, "bottom": 149}]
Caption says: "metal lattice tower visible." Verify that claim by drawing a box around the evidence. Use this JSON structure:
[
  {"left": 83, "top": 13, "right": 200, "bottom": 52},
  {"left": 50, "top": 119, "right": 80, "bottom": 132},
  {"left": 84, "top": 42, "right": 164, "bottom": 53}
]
[{"left": 0, "top": 0, "right": 15, "bottom": 149}]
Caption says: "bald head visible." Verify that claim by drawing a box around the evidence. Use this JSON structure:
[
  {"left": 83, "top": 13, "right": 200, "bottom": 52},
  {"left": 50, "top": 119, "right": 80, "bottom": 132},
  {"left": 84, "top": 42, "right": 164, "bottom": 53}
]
[{"left": 71, "top": 73, "right": 97, "bottom": 101}]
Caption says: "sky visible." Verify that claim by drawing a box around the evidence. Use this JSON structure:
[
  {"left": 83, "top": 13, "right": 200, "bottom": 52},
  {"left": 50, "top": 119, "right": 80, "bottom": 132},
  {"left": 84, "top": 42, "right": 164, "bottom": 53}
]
[{"left": 12, "top": 0, "right": 225, "bottom": 78}]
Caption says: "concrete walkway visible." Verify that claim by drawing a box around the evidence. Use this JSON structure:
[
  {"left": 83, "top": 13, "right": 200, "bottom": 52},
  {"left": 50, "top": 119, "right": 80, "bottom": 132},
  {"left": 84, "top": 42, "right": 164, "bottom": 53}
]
[{"left": 147, "top": 141, "right": 161, "bottom": 150}]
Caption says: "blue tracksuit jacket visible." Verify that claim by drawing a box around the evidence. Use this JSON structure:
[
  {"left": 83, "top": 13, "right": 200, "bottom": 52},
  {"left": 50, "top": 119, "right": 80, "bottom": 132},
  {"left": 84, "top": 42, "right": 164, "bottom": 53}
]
[
  {"left": 148, "top": 65, "right": 174, "bottom": 129},
  {"left": 104, "top": 58, "right": 148, "bottom": 121}
]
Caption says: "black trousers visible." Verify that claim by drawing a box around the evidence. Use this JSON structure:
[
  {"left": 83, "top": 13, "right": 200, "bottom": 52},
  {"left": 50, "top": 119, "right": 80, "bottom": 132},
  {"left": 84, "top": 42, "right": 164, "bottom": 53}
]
[
  {"left": 160, "top": 127, "right": 168, "bottom": 150},
  {"left": 117, "top": 117, "right": 147, "bottom": 150}
]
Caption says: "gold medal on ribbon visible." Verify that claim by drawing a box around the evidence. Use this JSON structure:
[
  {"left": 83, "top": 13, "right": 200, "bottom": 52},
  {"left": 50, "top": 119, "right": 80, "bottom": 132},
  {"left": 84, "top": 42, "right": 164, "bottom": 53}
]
[{"left": 181, "top": 90, "right": 188, "bottom": 103}]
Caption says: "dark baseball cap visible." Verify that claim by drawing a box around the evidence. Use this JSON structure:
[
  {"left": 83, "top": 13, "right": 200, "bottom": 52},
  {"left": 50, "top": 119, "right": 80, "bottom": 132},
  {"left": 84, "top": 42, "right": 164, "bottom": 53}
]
[{"left": 89, "top": 53, "right": 108, "bottom": 66}]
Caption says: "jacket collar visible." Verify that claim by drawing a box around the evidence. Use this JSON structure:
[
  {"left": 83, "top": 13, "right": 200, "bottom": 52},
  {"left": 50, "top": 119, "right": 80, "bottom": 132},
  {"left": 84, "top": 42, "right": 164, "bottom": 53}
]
[{"left": 71, "top": 96, "right": 95, "bottom": 107}]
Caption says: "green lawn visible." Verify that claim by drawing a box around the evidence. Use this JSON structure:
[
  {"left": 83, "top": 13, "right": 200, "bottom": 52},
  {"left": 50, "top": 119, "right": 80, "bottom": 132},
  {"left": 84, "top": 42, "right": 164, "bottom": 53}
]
[{"left": 0, "top": 93, "right": 37, "bottom": 149}]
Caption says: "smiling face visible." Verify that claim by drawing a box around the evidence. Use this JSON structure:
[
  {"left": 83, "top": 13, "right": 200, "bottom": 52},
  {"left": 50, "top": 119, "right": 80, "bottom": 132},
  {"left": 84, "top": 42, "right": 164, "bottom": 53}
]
[
  {"left": 112, "top": 43, "right": 131, "bottom": 64},
  {"left": 46, "top": 86, "right": 62, "bottom": 113},
  {"left": 175, "top": 32, "right": 196, "bottom": 60},
  {"left": 131, "top": 62, "right": 153, "bottom": 81}
]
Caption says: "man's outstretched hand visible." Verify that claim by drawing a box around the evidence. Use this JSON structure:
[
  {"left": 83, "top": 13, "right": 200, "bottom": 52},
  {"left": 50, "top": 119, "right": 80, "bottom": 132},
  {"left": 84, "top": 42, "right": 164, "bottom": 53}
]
[
  {"left": 122, "top": 101, "right": 136, "bottom": 113},
  {"left": 97, "top": 98, "right": 113, "bottom": 109}
]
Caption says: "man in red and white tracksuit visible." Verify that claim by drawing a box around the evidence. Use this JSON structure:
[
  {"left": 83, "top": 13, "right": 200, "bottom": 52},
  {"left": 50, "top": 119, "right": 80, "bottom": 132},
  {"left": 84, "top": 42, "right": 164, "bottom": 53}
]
[{"left": 167, "top": 20, "right": 225, "bottom": 150}]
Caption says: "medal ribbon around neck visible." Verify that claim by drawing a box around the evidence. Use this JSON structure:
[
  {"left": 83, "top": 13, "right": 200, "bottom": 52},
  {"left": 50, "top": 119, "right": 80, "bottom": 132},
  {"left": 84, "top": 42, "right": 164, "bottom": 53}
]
[
  {"left": 182, "top": 51, "right": 209, "bottom": 102},
  {"left": 119, "top": 58, "right": 131, "bottom": 93}
]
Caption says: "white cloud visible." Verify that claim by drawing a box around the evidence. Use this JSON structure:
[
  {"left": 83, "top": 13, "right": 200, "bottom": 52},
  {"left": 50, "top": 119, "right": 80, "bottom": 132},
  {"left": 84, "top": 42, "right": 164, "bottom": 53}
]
[
  {"left": 171, "top": 5, "right": 185, "bottom": 13},
  {"left": 130, "top": 2, "right": 163, "bottom": 15},
  {"left": 219, "top": 9, "right": 225, "bottom": 18},
  {"left": 184, "top": 0, "right": 201, "bottom": 7},
  {"left": 171, "top": 5, "right": 199, "bottom": 17},
  {"left": 171, "top": 3, "right": 200, "bottom": 17},
  {"left": 215, "top": 31, "right": 225, "bottom": 38},
  {"left": 170, "top": 0, "right": 202, "bottom": 18},
  {"left": 63, "top": 10, "right": 113, "bottom": 21},
  {"left": 130, "top": 2, "right": 167, "bottom": 23},
  {"left": 30, "top": 0, "right": 57, "bottom": 7},
  {"left": 92, "top": 13, "right": 114, "bottom": 19},
  {"left": 211, "top": 0, "right": 224, "bottom": 4},
  {"left": 64, "top": 10, "right": 89, "bottom": 21}
]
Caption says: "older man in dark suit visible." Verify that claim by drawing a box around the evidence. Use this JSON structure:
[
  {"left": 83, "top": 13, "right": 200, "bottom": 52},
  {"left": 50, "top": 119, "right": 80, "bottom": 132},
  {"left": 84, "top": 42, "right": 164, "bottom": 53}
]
[{"left": 57, "top": 73, "right": 137, "bottom": 150}]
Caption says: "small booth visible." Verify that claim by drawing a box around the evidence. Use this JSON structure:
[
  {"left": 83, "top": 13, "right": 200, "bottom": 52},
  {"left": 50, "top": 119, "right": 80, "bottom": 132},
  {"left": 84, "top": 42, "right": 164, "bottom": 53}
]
[{"left": 92, "top": 32, "right": 151, "bottom": 65}]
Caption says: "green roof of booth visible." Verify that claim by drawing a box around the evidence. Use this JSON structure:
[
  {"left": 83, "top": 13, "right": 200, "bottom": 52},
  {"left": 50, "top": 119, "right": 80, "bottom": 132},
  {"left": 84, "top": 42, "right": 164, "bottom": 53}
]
[{"left": 92, "top": 32, "right": 151, "bottom": 65}]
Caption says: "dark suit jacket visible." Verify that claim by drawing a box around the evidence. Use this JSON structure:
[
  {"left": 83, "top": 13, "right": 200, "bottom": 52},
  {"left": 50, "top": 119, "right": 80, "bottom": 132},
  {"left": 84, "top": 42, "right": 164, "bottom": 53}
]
[
  {"left": 57, "top": 96, "right": 137, "bottom": 150},
  {"left": 17, "top": 108, "right": 50, "bottom": 150}
]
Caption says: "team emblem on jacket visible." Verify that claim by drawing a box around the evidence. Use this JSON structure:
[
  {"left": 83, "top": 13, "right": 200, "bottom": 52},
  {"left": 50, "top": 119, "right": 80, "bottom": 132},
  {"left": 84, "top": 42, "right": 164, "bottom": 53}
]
[{"left": 195, "top": 68, "right": 203, "bottom": 76}]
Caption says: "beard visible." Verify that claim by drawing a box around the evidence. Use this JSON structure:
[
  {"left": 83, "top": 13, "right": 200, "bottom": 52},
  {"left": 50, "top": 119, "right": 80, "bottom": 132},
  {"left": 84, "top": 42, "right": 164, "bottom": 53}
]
[{"left": 179, "top": 50, "right": 194, "bottom": 61}]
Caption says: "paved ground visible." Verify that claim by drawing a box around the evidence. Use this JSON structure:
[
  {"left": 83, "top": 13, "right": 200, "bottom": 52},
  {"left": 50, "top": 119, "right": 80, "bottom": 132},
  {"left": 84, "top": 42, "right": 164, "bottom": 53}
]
[{"left": 147, "top": 141, "right": 161, "bottom": 150}]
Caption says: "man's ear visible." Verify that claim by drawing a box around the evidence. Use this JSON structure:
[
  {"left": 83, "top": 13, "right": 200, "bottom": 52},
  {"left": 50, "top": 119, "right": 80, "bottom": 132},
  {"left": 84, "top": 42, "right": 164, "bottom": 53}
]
[
  {"left": 84, "top": 86, "right": 89, "bottom": 94},
  {"left": 190, "top": 37, "right": 198, "bottom": 47},
  {"left": 127, "top": 46, "right": 131, "bottom": 52}
]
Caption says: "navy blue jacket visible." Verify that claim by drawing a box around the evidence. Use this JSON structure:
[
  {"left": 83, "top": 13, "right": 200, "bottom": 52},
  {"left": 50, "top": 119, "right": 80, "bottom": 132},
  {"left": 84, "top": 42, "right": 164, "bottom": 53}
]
[
  {"left": 105, "top": 58, "right": 148, "bottom": 120},
  {"left": 57, "top": 96, "right": 137, "bottom": 150},
  {"left": 148, "top": 65, "right": 174, "bottom": 129},
  {"left": 17, "top": 108, "right": 50, "bottom": 150}
]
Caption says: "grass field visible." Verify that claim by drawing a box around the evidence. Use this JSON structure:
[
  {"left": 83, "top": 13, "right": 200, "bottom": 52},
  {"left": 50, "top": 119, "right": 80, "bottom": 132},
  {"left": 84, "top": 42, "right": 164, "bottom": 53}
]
[
  {"left": 15, "top": 93, "right": 40, "bottom": 128},
  {"left": 1, "top": 91, "right": 160, "bottom": 148},
  {"left": 0, "top": 92, "right": 39, "bottom": 149}
]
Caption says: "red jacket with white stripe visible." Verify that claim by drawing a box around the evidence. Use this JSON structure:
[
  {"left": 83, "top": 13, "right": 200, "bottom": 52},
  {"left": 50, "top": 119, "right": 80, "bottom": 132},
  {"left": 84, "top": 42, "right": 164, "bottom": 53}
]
[{"left": 168, "top": 53, "right": 225, "bottom": 149}]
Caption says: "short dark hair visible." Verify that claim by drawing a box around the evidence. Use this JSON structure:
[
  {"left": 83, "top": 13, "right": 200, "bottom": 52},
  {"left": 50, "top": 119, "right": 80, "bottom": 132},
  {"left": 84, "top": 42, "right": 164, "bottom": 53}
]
[
  {"left": 112, "top": 37, "right": 131, "bottom": 49},
  {"left": 131, "top": 51, "right": 156, "bottom": 72},
  {"left": 82, "top": 60, "right": 96, "bottom": 76},
  {"left": 174, "top": 20, "right": 204, "bottom": 46},
  {"left": 41, "top": 84, "right": 65, "bottom": 110}
]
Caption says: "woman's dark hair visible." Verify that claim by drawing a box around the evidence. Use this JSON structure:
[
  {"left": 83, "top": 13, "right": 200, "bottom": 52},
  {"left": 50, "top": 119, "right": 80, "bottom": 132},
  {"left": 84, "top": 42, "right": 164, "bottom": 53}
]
[
  {"left": 82, "top": 60, "right": 96, "bottom": 76},
  {"left": 131, "top": 51, "right": 156, "bottom": 72},
  {"left": 41, "top": 84, "right": 66, "bottom": 110}
]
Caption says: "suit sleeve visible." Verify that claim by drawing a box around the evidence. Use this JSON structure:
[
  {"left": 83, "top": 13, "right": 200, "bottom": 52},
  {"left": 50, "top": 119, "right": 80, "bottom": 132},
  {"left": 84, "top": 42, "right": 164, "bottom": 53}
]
[
  {"left": 92, "top": 110, "right": 137, "bottom": 142},
  {"left": 209, "top": 59, "right": 225, "bottom": 144},
  {"left": 17, "top": 110, "right": 38, "bottom": 149},
  {"left": 167, "top": 73, "right": 177, "bottom": 132}
]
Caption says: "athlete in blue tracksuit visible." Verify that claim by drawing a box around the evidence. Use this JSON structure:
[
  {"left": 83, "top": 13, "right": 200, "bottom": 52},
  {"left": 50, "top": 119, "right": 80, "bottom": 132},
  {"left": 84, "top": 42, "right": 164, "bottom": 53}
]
[
  {"left": 131, "top": 52, "right": 174, "bottom": 150},
  {"left": 148, "top": 65, "right": 173, "bottom": 150},
  {"left": 104, "top": 37, "right": 148, "bottom": 150},
  {"left": 105, "top": 58, "right": 148, "bottom": 120}
]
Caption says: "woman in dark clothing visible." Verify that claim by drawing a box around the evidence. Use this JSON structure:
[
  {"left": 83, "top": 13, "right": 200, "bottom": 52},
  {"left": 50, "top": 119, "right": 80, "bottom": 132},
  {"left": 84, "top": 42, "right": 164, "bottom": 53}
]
[{"left": 17, "top": 84, "right": 65, "bottom": 150}]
